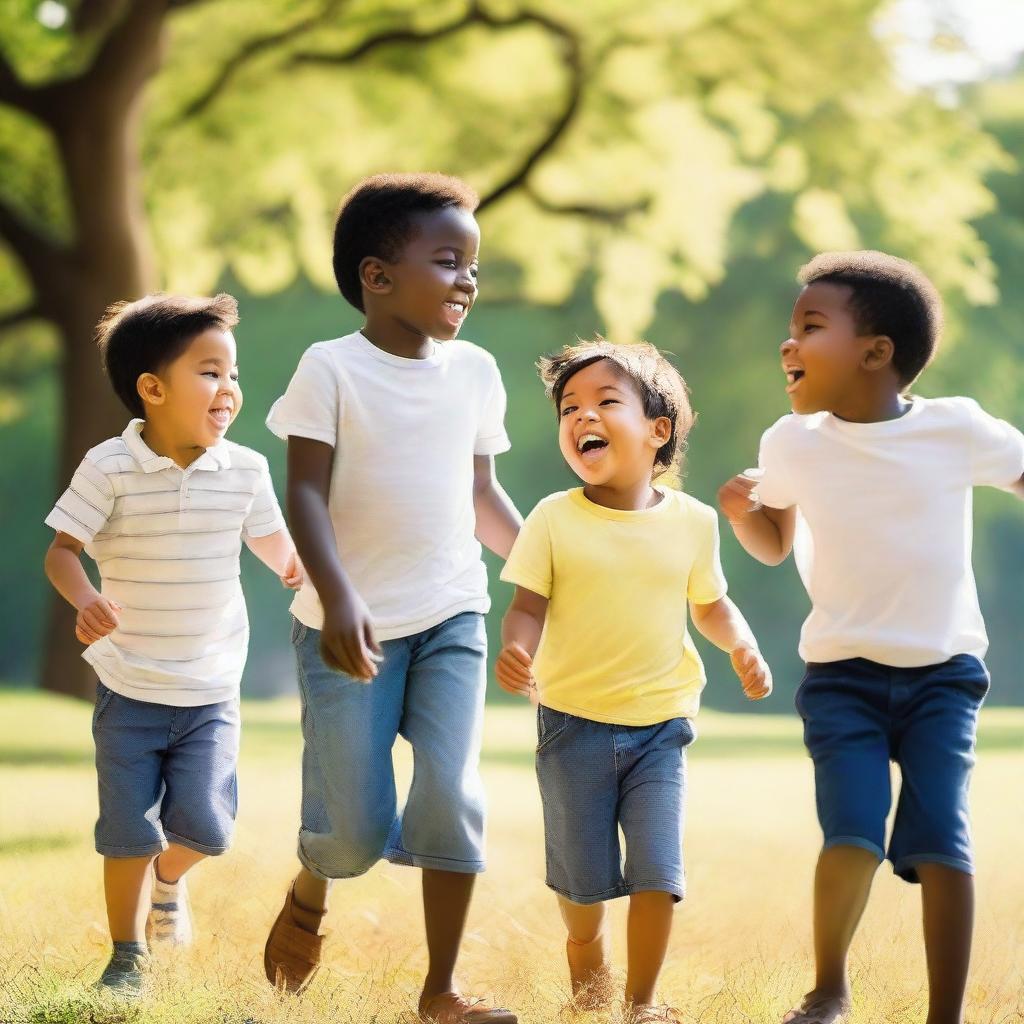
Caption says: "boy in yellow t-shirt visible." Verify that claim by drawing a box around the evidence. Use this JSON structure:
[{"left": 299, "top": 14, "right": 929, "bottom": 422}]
[{"left": 498, "top": 338, "right": 771, "bottom": 1022}]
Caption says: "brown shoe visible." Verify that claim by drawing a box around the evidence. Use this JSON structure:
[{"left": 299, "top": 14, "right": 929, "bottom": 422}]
[
  {"left": 418, "top": 991, "right": 518, "bottom": 1024},
  {"left": 263, "top": 883, "right": 326, "bottom": 993}
]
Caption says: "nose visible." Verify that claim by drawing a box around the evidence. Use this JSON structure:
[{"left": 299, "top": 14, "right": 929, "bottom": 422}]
[
  {"left": 455, "top": 270, "right": 477, "bottom": 298},
  {"left": 575, "top": 407, "right": 599, "bottom": 423},
  {"left": 780, "top": 337, "right": 797, "bottom": 357}
]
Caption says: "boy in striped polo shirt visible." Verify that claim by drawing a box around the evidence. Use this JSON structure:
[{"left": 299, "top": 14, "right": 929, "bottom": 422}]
[{"left": 44, "top": 293, "right": 302, "bottom": 998}]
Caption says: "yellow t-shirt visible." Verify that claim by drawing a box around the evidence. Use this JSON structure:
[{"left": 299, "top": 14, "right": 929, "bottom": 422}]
[{"left": 500, "top": 486, "right": 728, "bottom": 726}]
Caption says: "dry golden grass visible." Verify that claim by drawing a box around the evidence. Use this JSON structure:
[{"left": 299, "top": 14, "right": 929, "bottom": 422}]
[{"left": 1, "top": 691, "right": 1022, "bottom": 1024}]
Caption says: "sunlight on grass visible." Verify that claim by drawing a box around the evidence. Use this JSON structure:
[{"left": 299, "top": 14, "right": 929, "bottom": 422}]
[{"left": 1, "top": 690, "right": 1022, "bottom": 1022}]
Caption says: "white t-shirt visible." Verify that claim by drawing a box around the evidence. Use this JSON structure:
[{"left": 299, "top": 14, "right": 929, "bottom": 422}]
[
  {"left": 45, "top": 420, "right": 286, "bottom": 705},
  {"left": 266, "top": 331, "right": 511, "bottom": 639},
  {"left": 757, "top": 396, "right": 1024, "bottom": 667}
]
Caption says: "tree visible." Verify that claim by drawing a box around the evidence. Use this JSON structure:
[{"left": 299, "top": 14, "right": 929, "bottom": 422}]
[{"left": 0, "top": 0, "right": 1006, "bottom": 698}]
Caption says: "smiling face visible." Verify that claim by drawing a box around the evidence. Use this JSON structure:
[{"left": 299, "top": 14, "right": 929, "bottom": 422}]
[
  {"left": 557, "top": 359, "right": 671, "bottom": 489},
  {"left": 781, "top": 281, "right": 895, "bottom": 416},
  {"left": 146, "top": 328, "right": 242, "bottom": 449},
  {"left": 371, "top": 205, "right": 480, "bottom": 342}
]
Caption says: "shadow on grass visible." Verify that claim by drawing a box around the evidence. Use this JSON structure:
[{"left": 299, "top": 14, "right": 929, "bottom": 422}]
[
  {"left": 0, "top": 833, "right": 81, "bottom": 857},
  {"left": 0, "top": 749, "right": 93, "bottom": 767}
]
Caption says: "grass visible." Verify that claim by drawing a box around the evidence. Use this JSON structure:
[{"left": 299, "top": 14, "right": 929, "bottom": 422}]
[{"left": 1, "top": 689, "right": 1022, "bottom": 1023}]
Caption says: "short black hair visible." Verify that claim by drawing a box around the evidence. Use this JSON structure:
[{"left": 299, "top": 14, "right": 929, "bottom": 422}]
[
  {"left": 96, "top": 293, "right": 239, "bottom": 419},
  {"left": 538, "top": 338, "right": 694, "bottom": 475},
  {"left": 332, "top": 172, "right": 479, "bottom": 312},
  {"left": 798, "top": 250, "right": 943, "bottom": 387}
]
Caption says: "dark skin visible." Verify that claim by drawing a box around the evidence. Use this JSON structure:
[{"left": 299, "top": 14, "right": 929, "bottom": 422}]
[
  {"left": 283, "top": 204, "right": 521, "bottom": 1011},
  {"left": 720, "top": 280, "right": 1018, "bottom": 1024}
]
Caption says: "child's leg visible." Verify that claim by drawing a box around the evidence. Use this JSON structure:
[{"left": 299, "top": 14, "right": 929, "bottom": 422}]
[
  {"left": 421, "top": 868, "right": 475, "bottom": 1000},
  {"left": 557, "top": 895, "right": 610, "bottom": 1000},
  {"left": 104, "top": 854, "right": 156, "bottom": 942},
  {"left": 155, "top": 843, "right": 206, "bottom": 883},
  {"left": 787, "top": 661, "right": 892, "bottom": 1022},
  {"left": 625, "top": 891, "right": 675, "bottom": 1006},
  {"left": 803, "top": 846, "right": 878, "bottom": 1008},
  {"left": 886, "top": 655, "right": 988, "bottom": 1024},
  {"left": 918, "top": 864, "right": 973, "bottom": 1024}
]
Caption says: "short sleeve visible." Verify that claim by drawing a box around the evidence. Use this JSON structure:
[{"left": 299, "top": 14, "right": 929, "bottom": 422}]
[
  {"left": 475, "top": 359, "right": 511, "bottom": 456},
  {"left": 964, "top": 398, "right": 1024, "bottom": 489},
  {"left": 756, "top": 417, "right": 798, "bottom": 509},
  {"left": 266, "top": 347, "right": 340, "bottom": 446},
  {"left": 44, "top": 457, "right": 115, "bottom": 544},
  {"left": 687, "top": 509, "right": 729, "bottom": 604},
  {"left": 500, "top": 505, "right": 552, "bottom": 598},
  {"left": 243, "top": 457, "right": 287, "bottom": 540}
]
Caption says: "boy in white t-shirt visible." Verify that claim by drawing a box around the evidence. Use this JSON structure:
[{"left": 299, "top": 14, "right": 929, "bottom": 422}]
[
  {"left": 263, "top": 174, "right": 521, "bottom": 1024},
  {"left": 719, "top": 251, "right": 1024, "bottom": 1024}
]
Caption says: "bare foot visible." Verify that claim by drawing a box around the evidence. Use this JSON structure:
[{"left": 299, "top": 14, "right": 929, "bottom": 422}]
[{"left": 782, "top": 990, "right": 851, "bottom": 1024}]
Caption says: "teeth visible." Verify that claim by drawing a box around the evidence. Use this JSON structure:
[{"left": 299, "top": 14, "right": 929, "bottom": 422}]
[
  {"left": 577, "top": 433, "right": 604, "bottom": 452},
  {"left": 445, "top": 302, "right": 465, "bottom": 312}
]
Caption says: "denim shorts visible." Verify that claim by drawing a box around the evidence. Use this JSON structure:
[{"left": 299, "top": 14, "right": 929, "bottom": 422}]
[
  {"left": 535, "top": 705, "right": 694, "bottom": 904},
  {"left": 292, "top": 611, "right": 488, "bottom": 880},
  {"left": 92, "top": 682, "right": 240, "bottom": 858},
  {"left": 796, "top": 654, "right": 990, "bottom": 883}
]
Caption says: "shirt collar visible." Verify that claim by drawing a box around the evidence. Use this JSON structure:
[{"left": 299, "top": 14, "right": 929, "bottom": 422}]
[{"left": 122, "top": 419, "right": 232, "bottom": 473}]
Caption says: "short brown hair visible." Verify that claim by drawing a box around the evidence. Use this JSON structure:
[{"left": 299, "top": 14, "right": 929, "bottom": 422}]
[
  {"left": 96, "top": 293, "right": 239, "bottom": 419},
  {"left": 538, "top": 338, "right": 694, "bottom": 474}
]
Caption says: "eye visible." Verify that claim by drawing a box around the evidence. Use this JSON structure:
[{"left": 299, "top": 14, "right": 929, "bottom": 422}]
[
  {"left": 804, "top": 324, "right": 820, "bottom": 333},
  {"left": 560, "top": 405, "right": 577, "bottom": 417},
  {"left": 437, "top": 260, "right": 457, "bottom": 269},
  {"left": 470, "top": 266, "right": 479, "bottom": 278},
  {"left": 230, "top": 374, "right": 240, "bottom": 382},
  {"left": 203, "top": 371, "right": 219, "bottom": 378},
  {"left": 599, "top": 399, "right": 619, "bottom": 406}
]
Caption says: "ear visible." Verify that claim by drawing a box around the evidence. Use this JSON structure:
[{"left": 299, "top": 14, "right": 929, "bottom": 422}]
[
  {"left": 359, "top": 256, "right": 393, "bottom": 297},
  {"left": 136, "top": 372, "right": 165, "bottom": 408},
  {"left": 861, "top": 334, "right": 895, "bottom": 373},
  {"left": 648, "top": 415, "right": 672, "bottom": 449}
]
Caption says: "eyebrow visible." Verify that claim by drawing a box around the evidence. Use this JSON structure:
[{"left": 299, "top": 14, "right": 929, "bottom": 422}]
[
  {"left": 560, "top": 384, "right": 623, "bottom": 402},
  {"left": 803, "top": 309, "right": 828, "bottom": 318}
]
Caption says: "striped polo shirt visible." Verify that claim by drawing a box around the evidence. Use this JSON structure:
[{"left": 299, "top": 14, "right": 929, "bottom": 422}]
[{"left": 45, "top": 419, "right": 285, "bottom": 706}]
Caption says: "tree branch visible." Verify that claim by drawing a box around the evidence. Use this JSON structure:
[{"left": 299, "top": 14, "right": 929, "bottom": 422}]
[
  {"left": 521, "top": 183, "right": 649, "bottom": 224},
  {"left": 175, "top": 0, "right": 347, "bottom": 122},
  {"left": 0, "top": 198, "right": 66, "bottom": 286},
  {"left": 0, "top": 49, "right": 51, "bottom": 120}
]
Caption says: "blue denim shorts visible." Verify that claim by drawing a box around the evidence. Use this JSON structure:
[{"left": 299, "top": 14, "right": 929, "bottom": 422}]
[
  {"left": 292, "top": 611, "right": 488, "bottom": 880},
  {"left": 535, "top": 705, "right": 694, "bottom": 904},
  {"left": 796, "top": 654, "right": 990, "bottom": 883},
  {"left": 92, "top": 682, "right": 240, "bottom": 858}
]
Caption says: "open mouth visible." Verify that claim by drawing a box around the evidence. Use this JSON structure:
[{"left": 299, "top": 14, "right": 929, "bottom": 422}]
[
  {"left": 784, "top": 368, "right": 805, "bottom": 394},
  {"left": 576, "top": 433, "right": 609, "bottom": 461},
  {"left": 442, "top": 300, "right": 468, "bottom": 327},
  {"left": 209, "top": 407, "right": 232, "bottom": 429}
]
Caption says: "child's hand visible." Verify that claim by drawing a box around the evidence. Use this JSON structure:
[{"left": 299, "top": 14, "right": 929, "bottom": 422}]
[
  {"left": 718, "top": 468, "right": 764, "bottom": 525},
  {"left": 321, "top": 588, "right": 382, "bottom": 683},
  {"left": 280, "top": 550, "right": 304, "bottom": 590},
  {"left": 496, "top": 641, "right": 536, "bottom": 699},
  {"left": 75, "top": 597, "right": 122, "bottom": 645},
  {"left": 731, "top": 642, "right": 772, "bottom": 700}
]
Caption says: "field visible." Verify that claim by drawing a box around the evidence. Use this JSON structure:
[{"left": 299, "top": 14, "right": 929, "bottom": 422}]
[{"left": 1, "top": 690, "right": 1022, "bottom": 1024}]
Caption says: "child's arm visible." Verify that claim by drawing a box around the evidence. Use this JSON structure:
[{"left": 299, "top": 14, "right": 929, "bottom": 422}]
[
  {"left": 496, "top": 585, "right": 548, "bottom": 698},
  {"left": 287, "top": 436, "right": 381, "bottom": 681},
  {"left": 245, "top": 529, "right": 304, "bottom": 589},
  {"left": 473, "top": 455, "right": 522, "bottom": 559},
  {"left": 44, "top": 532, "right": 121, "bottom": 645},
  {"left": 689, "top": 596, "right": 772, "bottom": 700},
  {"left": 718, "top": 473, "right": 796, "bottom": 566}
]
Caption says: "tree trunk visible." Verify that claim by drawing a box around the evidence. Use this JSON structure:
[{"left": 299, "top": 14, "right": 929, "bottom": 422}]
[{"left": 39, "top": 15, "right": 162, "bottom": 701}]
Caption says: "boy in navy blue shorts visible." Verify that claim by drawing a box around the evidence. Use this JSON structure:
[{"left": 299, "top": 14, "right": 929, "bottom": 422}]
[{"left": 719, "top": 251, "right": 1024, "bottom": 1024}]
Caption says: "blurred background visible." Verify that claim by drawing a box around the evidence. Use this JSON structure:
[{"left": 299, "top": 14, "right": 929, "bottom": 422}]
[{"left": 2, "top": 0, "right": 1023, "bottom": 708}]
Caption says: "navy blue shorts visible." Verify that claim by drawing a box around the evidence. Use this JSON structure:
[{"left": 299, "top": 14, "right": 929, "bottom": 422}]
[
  {"left": 796, "top": 654, "right": 989, "bottom": 883},
  {"left": 535, "top": 706, "right": 694, "bottom": 904},
  {"left": 92, "top": 682, "right": 240, "bottom": 858}
]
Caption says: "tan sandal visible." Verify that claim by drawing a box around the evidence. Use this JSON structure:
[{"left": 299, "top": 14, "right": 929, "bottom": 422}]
[
  {"left": 418, "top": 990, "right": 518, "bottom": 1024},
  {"left": 263, "top": 883, "right": 327, "bottom": 994}
]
